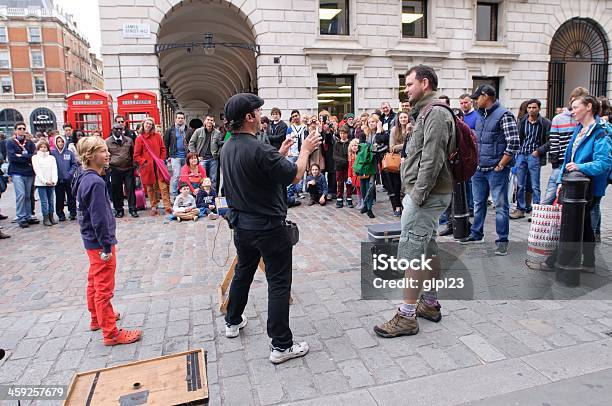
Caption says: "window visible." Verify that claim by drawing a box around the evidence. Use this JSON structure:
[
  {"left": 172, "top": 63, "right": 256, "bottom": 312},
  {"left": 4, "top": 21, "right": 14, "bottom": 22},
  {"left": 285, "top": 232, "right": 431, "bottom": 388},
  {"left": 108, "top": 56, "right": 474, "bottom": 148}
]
[
  {"left": 0, "top": 27, "right": 7, "bottom": 43},
  {"left": 473, "top": 76, "right": 500, "bottom": 98},
  {"left": 476, "top": 2, "right": 498, "bottom": 41},
  {"left": 320, "top": 1, "right": 349, "bottom": 36},
  {"left": 0, "top": 51, "right": 9, "bottom": 69},
  {"left": 1, "top": 77, "right": 12, "bottom": 93},
  {"left": 31, "top": 50, "right": 44, "bottom": 68},
  {"left": 75, "top": 113, "right": 103, "bottom": 135},
  {"left": 34, "top": 76, "right": 45, "bottom": 93},
  {"left": 402, "top": 0, "right": 427, "bottom": 38},
  {"left": 399, "top": 75, "right": 408, "bottom": 103},
  {"left": 317, "top": 75, "right": 354, "bottom": 118},
  {"left": 28, "top": 26, "right": 42, "bottom": 43}
]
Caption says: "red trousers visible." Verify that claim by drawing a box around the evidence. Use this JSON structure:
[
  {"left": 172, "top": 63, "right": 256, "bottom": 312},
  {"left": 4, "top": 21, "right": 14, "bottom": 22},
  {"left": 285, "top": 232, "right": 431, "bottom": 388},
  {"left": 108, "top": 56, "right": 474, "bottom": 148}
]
[{"left": 86, "top": 246, "right": 118, "bottom": 340}]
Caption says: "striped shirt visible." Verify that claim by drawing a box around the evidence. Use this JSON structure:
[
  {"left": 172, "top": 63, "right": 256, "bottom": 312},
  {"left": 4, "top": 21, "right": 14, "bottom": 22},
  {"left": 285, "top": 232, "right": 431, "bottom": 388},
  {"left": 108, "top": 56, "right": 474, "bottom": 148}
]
[
  {"left": 519, "top": 119, "right": 541, "bottom": 154},
  {"left": 549, "top": 108, "right": 575, "bottom": 167},
  {"left": 500, "top": 112, "right": 520, "bottom": 156}
]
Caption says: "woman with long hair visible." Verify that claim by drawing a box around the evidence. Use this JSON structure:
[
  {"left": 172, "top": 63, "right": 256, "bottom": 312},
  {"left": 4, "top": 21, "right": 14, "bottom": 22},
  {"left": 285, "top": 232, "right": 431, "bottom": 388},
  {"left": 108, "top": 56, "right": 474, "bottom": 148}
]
[
  {"left": 357, "top": 114, "right": 383, "bottom": 218},
  {"left": 541, "top": 95, "right": 612, "bottom": 272},
  {"left": 386, "top": 111, "right": 411, "bottom": 216},
  {"left": 134, "top": 117, "right": 172, "bottom": 216}
]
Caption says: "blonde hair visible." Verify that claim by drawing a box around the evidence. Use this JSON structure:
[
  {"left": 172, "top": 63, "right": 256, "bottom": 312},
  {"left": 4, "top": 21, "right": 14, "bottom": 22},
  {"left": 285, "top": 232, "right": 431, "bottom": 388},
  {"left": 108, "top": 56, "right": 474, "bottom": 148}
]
[
  {"left": 140, "top": 117, "right": 156, "bottom": 134},
  {"left": 36, "top": 139, "right": 50, "bottom": 151},
  {"left": 363, "top": 114, "right": 380, "bottom": 137},
  {"left": 77, "top": 136, "right": 106, "bottom": 166},
  {"left": 348, "top": 138, "right": 360, "bottom": 158}
]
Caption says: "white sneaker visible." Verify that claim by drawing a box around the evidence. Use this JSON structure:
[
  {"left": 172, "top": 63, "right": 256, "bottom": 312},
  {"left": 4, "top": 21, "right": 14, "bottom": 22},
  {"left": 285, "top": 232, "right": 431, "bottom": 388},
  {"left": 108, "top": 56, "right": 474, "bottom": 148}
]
[
  {"left": 225, "top": 315, "right": 247, "bottom": 338},
  {"left": 269, "top": 341, "right": 309, "bottom": 364}
]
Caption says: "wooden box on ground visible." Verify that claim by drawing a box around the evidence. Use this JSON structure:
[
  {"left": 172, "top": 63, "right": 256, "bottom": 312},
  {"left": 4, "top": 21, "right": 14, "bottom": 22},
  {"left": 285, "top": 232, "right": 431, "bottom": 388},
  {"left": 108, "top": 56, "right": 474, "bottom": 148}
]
[{"left": 64, "top": 349, "right": 208, "bottom": 405}]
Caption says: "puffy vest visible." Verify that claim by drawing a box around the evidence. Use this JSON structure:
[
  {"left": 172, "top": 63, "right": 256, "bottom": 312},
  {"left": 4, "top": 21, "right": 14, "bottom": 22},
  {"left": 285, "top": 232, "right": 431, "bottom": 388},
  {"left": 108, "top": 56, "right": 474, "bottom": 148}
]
[{"left": 475, "top": 101, "right": 509, "bottom": 167}]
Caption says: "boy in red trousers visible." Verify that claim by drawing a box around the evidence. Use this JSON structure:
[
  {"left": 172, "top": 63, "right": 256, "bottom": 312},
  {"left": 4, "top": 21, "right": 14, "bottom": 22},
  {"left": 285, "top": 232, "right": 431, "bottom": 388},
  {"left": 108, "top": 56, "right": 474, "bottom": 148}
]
[{"left": 73, "top": 136, "right": 142, "bottom": 346}]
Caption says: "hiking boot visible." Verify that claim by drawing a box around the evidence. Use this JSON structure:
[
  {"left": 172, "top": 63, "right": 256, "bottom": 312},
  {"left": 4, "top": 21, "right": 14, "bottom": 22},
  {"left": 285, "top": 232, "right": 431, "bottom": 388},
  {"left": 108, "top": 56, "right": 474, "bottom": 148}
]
[
  {"left": 225, "top": 315, "right": 247, "bottom": 338},
  {"left": 103, "top": 329, "right": 142, "bottom": 346},
  {"left": 373, "top": 310, "right": 419, "bottom": 338},
  {"left": 269, "top": 342, "right": 309, "bottom": 364},
  {"left": 495, "top": 241, "right": 509, "bottom": 256},
  {"left": 43, "top": 214, "right": 52, "bottom": 227},
  {"left": 336, "top": 199, "right": 343, "bottom": 208},
  {"left": 416, "top": 296, "right": 442, "bottom": 322},
  {"left": 509, "top": 209, "right": 525, "bottom": 219},
  {"left": 439, "top": 227, "right": 453, "bottom": 237}
]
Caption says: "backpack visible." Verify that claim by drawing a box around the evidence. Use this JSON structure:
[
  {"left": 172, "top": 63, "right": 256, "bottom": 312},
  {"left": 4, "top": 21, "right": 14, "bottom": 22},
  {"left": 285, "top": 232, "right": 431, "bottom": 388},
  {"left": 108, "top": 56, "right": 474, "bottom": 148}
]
[
  {"left": 419, "top": 102, "right": 479, "bottom": 183},
  {"left": 353, "top": 143, "right": 377, "bottom": 177}
]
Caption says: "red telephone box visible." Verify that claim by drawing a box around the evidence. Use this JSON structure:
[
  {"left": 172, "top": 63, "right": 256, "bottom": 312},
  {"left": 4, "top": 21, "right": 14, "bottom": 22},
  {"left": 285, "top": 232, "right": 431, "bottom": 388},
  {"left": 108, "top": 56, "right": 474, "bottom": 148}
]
[
  {"left": 65, "top": 90, "right": 114, "bottom": 138},
  {"left": 117, "top": 90, "right": 160, "bottom": 131}
]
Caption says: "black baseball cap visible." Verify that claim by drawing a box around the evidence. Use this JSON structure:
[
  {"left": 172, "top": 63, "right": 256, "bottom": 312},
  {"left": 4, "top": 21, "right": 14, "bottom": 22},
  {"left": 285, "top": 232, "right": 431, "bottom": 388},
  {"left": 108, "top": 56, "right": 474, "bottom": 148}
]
[
  {"left": 470, "top": 84, "right": 496, "bottom": 99},
  {"left": 224, "top": 93, "right": 264, "bottom": 122}
]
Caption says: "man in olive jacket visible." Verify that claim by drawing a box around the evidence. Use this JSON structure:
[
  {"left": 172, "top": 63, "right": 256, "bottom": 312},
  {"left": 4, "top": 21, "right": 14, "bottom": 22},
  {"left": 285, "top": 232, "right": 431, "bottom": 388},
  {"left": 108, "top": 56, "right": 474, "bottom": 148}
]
[
  {"left": 188, "top": 115, "right": 223, "bottom": 189},
  {"left": 374, "top": 65, "right": 455, "bottom": 339}
]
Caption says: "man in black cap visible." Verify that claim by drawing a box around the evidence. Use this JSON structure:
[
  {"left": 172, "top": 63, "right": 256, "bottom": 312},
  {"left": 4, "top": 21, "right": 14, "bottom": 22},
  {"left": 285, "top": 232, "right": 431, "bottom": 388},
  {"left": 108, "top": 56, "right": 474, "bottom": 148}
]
[
  {"left": 106, "top": 123, "right": 138, "bottom": 218},
  {"left": 459, "top": 84, "right": 519, "bottom": 256},
  {"left": 221, "top": 93, "right": 321, "bottom": 364}
]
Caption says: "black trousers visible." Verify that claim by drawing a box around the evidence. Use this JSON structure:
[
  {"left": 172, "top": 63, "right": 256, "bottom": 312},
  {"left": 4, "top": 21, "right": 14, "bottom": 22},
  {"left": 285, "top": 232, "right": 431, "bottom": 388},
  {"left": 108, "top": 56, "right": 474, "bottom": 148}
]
[
  {"left": 382, "top": 171, "right": 402, "bottom": 210},
  {"left": 110, "top": 168, "right": 136, "bottom": 211},
  {"left": 545, "top": 199, "right": 596, "bottom": 268},
  {"left": 225, "top": 226, "right": 293, "bottom": 349},
  {"left": 55, "top": 180, "right": 76, "bottom": 217}
]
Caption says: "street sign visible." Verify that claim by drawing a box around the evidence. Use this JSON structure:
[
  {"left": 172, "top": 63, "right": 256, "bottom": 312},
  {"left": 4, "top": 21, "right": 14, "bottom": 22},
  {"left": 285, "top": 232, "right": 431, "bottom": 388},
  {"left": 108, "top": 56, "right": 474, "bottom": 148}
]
[{"left": 122, "top": 23, "right": 151, "bottom": 39}]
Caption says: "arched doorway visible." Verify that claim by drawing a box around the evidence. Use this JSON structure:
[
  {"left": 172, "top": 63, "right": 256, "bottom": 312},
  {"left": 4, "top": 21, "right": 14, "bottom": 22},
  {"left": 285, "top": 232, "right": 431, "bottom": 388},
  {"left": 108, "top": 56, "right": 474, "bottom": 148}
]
[
  {"left": 30, "top": 107, "right": 57, "bottom": 134},
  {"left": 0, "top": 108, "right": 24, "bottom": 137},
  {"left": 156, "top": 0, "right": 258, "bottom": 121},
  {"left": 547, "top": 18, "right": 609, "bottom": 117}
]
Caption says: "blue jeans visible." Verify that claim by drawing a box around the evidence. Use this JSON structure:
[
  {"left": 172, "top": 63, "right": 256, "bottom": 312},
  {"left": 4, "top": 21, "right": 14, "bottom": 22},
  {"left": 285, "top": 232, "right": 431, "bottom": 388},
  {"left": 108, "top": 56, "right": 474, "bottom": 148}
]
[
  {"left": 515, "top": 153, "right": 541, "bottom": 211},
  {"left": 12, "top": 174, "right": 34, "bottom": 223},
  {"left": 591, "top": 196, "right": 602, "bottom": 235},
  {"left": 541, "top": 167, "right": 561, "bottom": 205},
  {"left": 360, "top": 176, "right": 374, "bottom": 211},
  {"left": 201, "top": 158, "right": 218, "bottom": 189},
  {"left": 466, "top": 178, "right": 474, "bottom": 211},
  {"left": 470, "top": 167, "right": 510, "bottom": 243},
  {"left": 37, "top": 186, "right": 55, "bottom": 215},
  {"left": 170, "top": 157, "right": 185, "bottom": 197}
]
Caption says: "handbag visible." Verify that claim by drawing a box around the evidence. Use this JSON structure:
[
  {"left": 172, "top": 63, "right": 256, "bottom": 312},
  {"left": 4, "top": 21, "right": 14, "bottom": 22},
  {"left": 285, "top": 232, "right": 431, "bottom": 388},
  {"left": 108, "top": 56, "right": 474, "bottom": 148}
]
[
  {"left": 140, "top": 135, "right": 171, "bottom": 184},
  {"left": 382, "top": 152, "right": 401, "bottom": 173},
  {"left": 0, "top": 172, "right": 6, "bottom": 194},
  {"left": 525, "top": 200, "right": 562, "bottom": 269},
  {"left": 285, "top": 220, "right": 299, "bottom": 246}
]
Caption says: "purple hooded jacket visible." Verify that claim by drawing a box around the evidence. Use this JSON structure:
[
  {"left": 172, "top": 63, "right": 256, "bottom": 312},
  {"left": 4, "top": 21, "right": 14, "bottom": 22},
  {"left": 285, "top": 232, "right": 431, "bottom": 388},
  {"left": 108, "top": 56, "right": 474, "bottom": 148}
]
[{"left": 72, "top": 168, "right": 117, "bottom": 254}]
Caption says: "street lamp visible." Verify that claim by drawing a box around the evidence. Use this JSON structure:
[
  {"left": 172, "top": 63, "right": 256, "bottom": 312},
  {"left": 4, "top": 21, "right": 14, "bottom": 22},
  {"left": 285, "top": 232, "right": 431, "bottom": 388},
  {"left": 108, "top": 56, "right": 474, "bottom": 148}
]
[{"left": 155, "top": 32, "right": 260, "bottom": 56}]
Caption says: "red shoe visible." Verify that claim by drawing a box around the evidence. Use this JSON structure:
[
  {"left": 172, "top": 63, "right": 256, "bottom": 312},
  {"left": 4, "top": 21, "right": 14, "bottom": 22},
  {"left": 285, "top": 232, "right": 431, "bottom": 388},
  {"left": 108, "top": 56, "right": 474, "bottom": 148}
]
[
  {"left": 103, "top": 329, "right": 142, "bottom": 346},
  {"left": 90, "top": 312, "right": 121, "bottom": 331}
]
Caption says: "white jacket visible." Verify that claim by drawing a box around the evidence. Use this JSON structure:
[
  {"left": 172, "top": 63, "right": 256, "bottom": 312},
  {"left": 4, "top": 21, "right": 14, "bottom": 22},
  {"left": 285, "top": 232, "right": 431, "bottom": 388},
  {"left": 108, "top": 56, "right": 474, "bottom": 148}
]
[{"left": 32, "top": 152, "right": 58, "bottom": 187}]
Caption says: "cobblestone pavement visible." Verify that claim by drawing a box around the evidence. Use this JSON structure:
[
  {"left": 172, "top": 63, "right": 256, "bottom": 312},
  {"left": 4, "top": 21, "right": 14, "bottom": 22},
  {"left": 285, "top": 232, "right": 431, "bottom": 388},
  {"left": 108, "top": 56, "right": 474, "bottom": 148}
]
[{"left": 1, "top": 166, "right": 612, "bottom": 405}]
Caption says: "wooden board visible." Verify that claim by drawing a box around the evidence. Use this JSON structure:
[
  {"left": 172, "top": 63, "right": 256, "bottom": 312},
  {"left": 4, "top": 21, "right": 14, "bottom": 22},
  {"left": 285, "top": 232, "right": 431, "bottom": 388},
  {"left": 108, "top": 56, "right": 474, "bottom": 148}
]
[
  {"left": 64, "top": 349, "right": 208, "bottom": 406},
  {"left": 218, "top": 256, "right": 293, "bottom": 314}
]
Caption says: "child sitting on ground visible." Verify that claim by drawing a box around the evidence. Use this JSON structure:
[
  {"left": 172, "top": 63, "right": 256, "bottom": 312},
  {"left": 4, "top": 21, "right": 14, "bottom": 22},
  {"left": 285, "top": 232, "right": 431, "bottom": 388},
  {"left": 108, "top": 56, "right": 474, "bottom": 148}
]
[
  {"left": 173, "top": 183, "right": 200, "bottom": 222},
  {"left": 196, "top": 177, "right": 219, "bottom": 219},
  {"left": 306, "top": 163, "right": 328, "bottom": 206}
]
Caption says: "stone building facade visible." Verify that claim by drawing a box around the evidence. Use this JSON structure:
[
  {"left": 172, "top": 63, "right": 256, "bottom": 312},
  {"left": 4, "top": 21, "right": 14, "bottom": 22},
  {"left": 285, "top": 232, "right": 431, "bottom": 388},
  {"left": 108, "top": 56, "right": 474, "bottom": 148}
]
[
  {"left": 0, "top": 1, "right": 101, "bottom": 135},
  {"left": 99, "top": 0, "right": 611, "bottom": 125}
]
